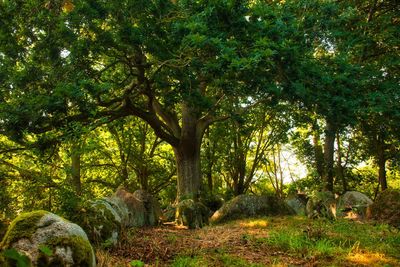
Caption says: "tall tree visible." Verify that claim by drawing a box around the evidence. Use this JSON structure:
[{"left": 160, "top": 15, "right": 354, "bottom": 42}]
[{"left": 0, "top": 1, "right": 292, "bottom": 225}]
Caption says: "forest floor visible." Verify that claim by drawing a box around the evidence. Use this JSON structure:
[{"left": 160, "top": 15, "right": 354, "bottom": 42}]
[{"left": 96, "top": 216, "right": 400, "bottom": 267}]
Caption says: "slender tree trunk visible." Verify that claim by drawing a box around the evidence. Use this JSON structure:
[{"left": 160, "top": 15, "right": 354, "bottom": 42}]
[
  {"left": 70, "top": 143, "right": 82, "bottom": 195},
  {"left": 377, "top": 133, "right": 387, "bottom": 191},
  {"left": 204, "top": 129, "right": 213, "bottom": 192},
  {"left": 323, "top": 120, "right": 336, "bottom": 192},
  {"left": 336, "top": 133, "right": 347, "bottom": 192},
  {"left": 313, "top": 132, "right": 324, "bottom": 180}
]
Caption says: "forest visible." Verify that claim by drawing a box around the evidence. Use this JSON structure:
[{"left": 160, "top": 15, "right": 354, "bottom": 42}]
[{"left": 0, "top": 0, "right": 399, "bottom": 266}]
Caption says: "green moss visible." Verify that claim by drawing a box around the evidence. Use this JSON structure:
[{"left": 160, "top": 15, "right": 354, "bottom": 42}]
[
  {"left": 41, "top": 235, "right": 94, "bottom": 267},
  {"left": 176, "top": 200, "right": 209, "bottom": 229},
  {"left": 0, "top": 210, "right": 48, "bottom": 249},
  {"left": 77, "top": 201, "right": 120, "bottom": 245}
]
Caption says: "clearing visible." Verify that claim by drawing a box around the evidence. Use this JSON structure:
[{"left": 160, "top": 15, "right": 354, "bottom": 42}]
[{"left": 96, "top": 216, "right": 400, "bottom": 267}]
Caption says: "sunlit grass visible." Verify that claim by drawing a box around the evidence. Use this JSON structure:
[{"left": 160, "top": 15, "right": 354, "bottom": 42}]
[{"left": 239, "top": 218, "right": 269, "bottom": 228}]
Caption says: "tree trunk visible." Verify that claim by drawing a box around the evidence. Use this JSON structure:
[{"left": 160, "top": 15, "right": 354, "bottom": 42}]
[
  {"left": 204, "top": 129, "right": 213, "bottom": 192},
  {"left": 313, "top": 132, "right": 324, "bottom": 180},
  {"left": 377, "top": 133, "right": 387, "bottom": 191},
  {"left": 323, "top": 120, "right": 336, "bottom": 192},
  {"left": 336, "top": 133, "right": 347, "bottom": 192},
  {"left": 174, "top": 103, "right": 203, "bottom": 201}
]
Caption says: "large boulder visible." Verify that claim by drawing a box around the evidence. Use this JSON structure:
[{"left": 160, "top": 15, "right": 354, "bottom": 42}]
[
  {"left": 78, "top": 199, "right": 122, "bottom": 247},
  {"left": 0, "top": 210, "right": 95, "bottom": 267},
  {"left": 114, "top": 188, "right": 161, "bottom": 227},
  {"left": 337, "top": 191, "right": 373, "bottom": 219},
  {"left": 285, "top": 195, "right": 307, "bottom": 216},
  {"left": 306, "top": 191, "right": 336, "bottom": 219},
  {"left": 175, "top": 200, "right": 210, "bottom": 229},
  {"left": 210, "top": 195, "right": 293, "bottom": 224},
  {"left": 132, "top": 190, "right": 162, "bottom": 226},
  {"left": 368, "top": 189, "right": 400, "bottom": 228}
]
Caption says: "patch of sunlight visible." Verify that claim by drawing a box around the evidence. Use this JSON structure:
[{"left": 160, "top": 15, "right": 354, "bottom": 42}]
[
  {"left": 239, "top": 218, "right": 269, "bottom": 228},
  {"left": 347, "top": 252, "right": 391, "bottom": 266}
]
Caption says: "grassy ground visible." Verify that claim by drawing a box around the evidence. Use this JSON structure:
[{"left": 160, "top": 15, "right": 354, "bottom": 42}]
[{"left": 96, "top": 216, "right": 400, "bottom": 267}]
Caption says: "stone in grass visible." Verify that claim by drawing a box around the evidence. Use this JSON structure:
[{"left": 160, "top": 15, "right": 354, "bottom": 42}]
[
  {"left": 210, "top": 194, "right": 294, "bottom": 224},
  {"left": 0, "top": 210, "right": 95, "bottom": 267},
  {"left": 336, "top": 191, "right": 373, "bottom": 219}
]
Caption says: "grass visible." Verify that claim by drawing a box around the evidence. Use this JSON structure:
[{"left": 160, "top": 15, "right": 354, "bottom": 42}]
[{"left": 96, "top": 216, "right": 400, "bottom": 266}]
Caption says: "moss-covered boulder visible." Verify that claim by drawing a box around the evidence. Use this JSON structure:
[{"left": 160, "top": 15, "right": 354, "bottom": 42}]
[
  {"left": 336, "top": 191, "right": 373, "bottom": 219},
  {"left": 285, "top": 195, "right": 307, "bottom": 216},
  {"left": 368, "top": 189, "right": 400, "bottom": 228},
  {"left": 210, "top": 195, "right": 293, "bottom": 224},
  {"left": 175, "top": 200, "right": 210, "bottom": 229},
  {"left": 306, "top": 191, "right": 336, "bottom": 219},
  {"left": 0, "top": 210, "right": 95, "bottom": 267},
  {"left": 78, "top": 199, "right": 122, "bottom": 247}
]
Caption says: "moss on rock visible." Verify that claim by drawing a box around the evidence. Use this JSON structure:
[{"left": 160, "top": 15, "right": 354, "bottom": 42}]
[
  {"left": 176, "top": 200, "right": 210, "bottom": 229},
  {"left": 38, "top": 235, "right": 94, "bottom": 266},
  {"left": 76, "top": 200, "right": 121, "bottom": 246},
  {"left": 369, "top": 189, "right": 400, "bottom": 228},
  {"left": 1, "top": 210, "right": 95, "bottom": 267},
  {"left": 210, "top": 195, "right": 293, "bottom": 224},
  {"left": 0, "top": 210, "right": 48, "bottom": 249}
]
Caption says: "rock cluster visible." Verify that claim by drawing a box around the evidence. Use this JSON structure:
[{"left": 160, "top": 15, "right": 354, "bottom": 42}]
[{"left": 77, "top": 188, "right": 162, "bottom": 245}]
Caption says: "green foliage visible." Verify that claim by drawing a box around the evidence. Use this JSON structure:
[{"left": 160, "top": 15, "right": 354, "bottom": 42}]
[
  {"left": 2, "top": 248, "right": 31, "bottom": 267},
  {"left": 38, "top": 245, "right": 53, "bottom": 257},
  {"left": 130, "top": 259, "right": 145, "bottom": 267}
]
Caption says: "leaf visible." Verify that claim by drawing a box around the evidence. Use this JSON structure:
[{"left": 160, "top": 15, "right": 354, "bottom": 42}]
[
  {"left": 62, "top": 0, "right": 75, "bottom": 13},
  {"left": 3, "top": 248, "right": 31, "bottom": 267},
  {"left": 38, "top": 245, "right": 53, "bottom": 257},
  {"left": 130, "top": 259, "right": 145, "bottom": 267}
]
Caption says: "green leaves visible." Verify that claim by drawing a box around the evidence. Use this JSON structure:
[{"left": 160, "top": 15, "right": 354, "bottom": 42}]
[{"left": 2, "top": 248, "right": 31, "bottom": 267}]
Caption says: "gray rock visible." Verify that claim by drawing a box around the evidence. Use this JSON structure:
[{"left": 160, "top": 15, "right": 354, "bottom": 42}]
[
  {"left": 210, "top": 195, "right": 294, "bottom": 224},
  {"left": 114, "top": 188, "right": 161, "bottom": 227},
  {"left": 285, "top": 196, "right": 306, "bottom": 216},
  {"left": 0, "top": 210, "right": 95, "bottom": 267},
  {"left": 337, "top": 191, "right": 373, "bottom": 219}
]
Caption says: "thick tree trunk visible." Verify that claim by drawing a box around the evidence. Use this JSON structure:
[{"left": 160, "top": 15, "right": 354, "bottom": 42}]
[
  {"left": 174, "top": 103, "right": 203, "bottom": 201},
  {"left": 174, "top": 146, "right": 201, "bottom": 200},
  {"left": 323, "top": 120, "right": 336, "bottom": 192}
]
